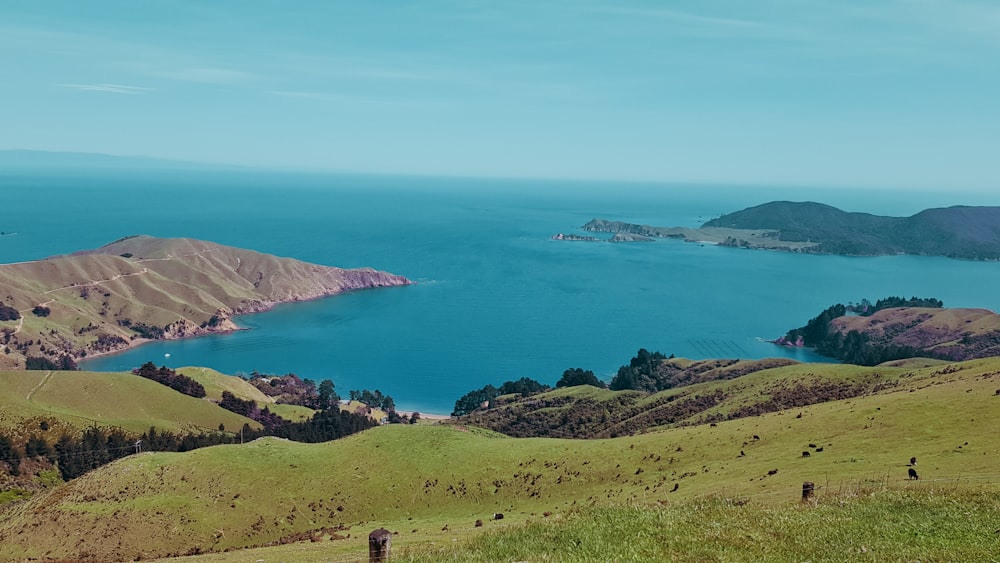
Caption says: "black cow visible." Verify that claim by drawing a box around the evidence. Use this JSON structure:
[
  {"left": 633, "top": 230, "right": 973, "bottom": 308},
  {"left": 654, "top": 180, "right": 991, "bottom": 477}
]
[
  {"left": 908, "top": 468, "right": 919, "bottom": 480},
  {"left": 493, "top": 513, "right": 504, "bottom": 520}
]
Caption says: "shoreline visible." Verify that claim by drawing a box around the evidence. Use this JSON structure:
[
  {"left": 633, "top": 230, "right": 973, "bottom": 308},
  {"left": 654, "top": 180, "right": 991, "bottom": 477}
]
[{"left": 78, "top": 283, "right": 411, "bottom": 368}]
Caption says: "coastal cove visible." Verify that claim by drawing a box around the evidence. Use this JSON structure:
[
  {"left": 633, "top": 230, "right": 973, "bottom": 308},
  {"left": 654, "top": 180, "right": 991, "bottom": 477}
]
[{"left": 4, "top": 169, "right": 1000, "bottom": 414}]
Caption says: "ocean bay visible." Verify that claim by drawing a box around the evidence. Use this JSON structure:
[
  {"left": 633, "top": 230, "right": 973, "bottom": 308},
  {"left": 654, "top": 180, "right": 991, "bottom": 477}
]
[{"left": 4, "top": 170, "right": 999, "bottom": 413}]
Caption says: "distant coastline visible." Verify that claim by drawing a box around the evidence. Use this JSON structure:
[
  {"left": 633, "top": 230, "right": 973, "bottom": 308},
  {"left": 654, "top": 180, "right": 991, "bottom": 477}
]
[{"left": 556, "top": 202, "right": 1000, "bottom": 260}]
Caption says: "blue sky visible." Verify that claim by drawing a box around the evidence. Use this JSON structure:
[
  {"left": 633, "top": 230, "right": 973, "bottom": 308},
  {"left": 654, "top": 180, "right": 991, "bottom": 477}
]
[{"left": 2, "top": 0, "right": 999, "bottom": 189}]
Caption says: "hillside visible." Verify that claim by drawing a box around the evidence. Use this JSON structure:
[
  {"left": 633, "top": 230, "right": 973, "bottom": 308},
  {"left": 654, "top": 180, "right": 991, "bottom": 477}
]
[
  {"left": 1, "top": 357, "right": 998, "bottom": 561},
  {"left": 778, "top": 299, "right": 1000, "bottom": 365},
  {"left": 578, "top": 202, "right": 1000, "bottom": 259},
  {"left": 830, "top": 307, "right": 1000, "bottom": 361},
  {"left": 0, "top": 236, "right": 410, "bottom": 369},
  {"left": 703, "top": 202, "right": 1000, "bottom": 259},
  {"left": 0, "top": 369, "right": 260, "bottom": 442}
]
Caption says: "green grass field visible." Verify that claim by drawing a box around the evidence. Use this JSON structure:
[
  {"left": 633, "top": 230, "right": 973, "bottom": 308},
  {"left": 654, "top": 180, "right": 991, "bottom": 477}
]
[
  {"left": 1, "top": 357, "right": 998, "bottom": 561},
  {"left": 0, "top": 370, "right": 259, "bottom": 442}
]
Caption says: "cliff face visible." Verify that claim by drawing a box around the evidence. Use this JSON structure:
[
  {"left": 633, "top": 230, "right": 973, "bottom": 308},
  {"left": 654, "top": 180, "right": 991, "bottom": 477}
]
[{"left": 0, "top": 236, "right": 411, "bottom": 368}]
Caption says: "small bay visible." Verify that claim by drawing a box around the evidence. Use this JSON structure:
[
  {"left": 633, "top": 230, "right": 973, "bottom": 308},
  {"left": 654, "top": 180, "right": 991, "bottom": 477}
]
[{"left": 2, "top": 169, "right": 998, "bottom": 414}]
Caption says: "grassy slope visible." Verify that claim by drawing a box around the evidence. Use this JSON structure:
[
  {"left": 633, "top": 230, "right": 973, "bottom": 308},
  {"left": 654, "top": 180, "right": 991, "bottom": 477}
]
[
  {"left": 0, "top": 370, "right": 260, "bottom": 441},
  {"left": 458, "top": 360, "right": 915, "bottom": 438},
  {"left": 2, "top": 358, "right": 999, "bottom": 561}
]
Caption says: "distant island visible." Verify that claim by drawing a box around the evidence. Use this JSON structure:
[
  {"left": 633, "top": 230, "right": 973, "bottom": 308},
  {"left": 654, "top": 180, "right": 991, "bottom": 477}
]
[
  {"left": 564, "top": 202, "right": 1000, "bottom": 260},
  {"left": 0, "top": 236, "right": 410, "bottom": 369}
]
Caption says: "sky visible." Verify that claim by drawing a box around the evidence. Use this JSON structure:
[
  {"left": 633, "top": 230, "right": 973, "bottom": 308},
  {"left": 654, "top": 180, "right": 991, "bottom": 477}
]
[{"left": 2, "top": 0, "right": 999, "bottom": 190}]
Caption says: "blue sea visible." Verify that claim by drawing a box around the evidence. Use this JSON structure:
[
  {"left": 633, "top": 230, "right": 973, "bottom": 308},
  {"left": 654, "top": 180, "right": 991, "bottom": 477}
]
[{"left": 2, "top": 169, "right": 999, "bottom": 414}]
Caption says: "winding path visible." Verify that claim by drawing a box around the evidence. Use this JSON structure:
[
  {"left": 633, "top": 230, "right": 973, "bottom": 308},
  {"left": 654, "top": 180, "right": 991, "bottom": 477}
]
[{"left": 26, "top": 370, "right": 53, "bottom": 402}]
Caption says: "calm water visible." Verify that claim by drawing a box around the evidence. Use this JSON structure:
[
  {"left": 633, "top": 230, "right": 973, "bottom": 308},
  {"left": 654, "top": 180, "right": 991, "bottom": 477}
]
[{"left": 2, "top": 169, "right": 998, "bottom": 413}]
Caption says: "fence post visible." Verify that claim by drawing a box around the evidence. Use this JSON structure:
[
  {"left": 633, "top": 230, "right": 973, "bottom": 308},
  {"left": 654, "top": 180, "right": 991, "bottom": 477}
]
[
  {"left": 801, "top": 481, "right": 815, "bottom": 502},
  {"left": 369, "top": 528, "right": 391, "bottom": 562}
]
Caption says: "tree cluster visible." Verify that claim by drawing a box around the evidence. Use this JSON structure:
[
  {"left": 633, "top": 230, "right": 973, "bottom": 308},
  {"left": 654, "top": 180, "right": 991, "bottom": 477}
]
[
  {"left": 0, "top": 403, "right": 381, "bottom": 482},
  {"left": 609, "top": 348, "right": 673, "bottom": 391},
  {"left": 26, "top": 355, "right": 78, "bottom": 371},
  {"left": 451, "top": 377, "right": 550, "bottom": 417},
  {"left": 248, "top": 408, "right": 377, "bottom": 443},
  {"left": 848, "top": 296, "right": 944, "bottom": 316},
  {"left": 246, "top": 372, "right": 340, "bottom": 410},
  {"left": 127, "top": 322, "right": 166, "bottom": 340},
  {"left": 0, "top": 303, "right": 20, "bottom": 321},
  {"left": 132, "top": 362, "right": 206, "bottom": 398},
  {"left": 218, "top": 391, "right": 287, "bottom": 429},
  {"left": 349, "top": 389, "right": 395, "bottom": 411},
  {"left": 556, "top": 368, "right": 606, "bottom": 388},
  {"left": 31, "top": 306, "right": 51, "bottom": 317}
]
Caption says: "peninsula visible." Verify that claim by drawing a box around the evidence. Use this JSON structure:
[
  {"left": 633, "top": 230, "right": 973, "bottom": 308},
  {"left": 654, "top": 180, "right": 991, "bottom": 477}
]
[
  {"left": 776, "top": 297, "right": 1000, "bottom": 365},
  {"left": 573, "top": 202, "right": 1000, "bottom": 259},
  {"left": 0, "top": 236, "right": 410, "bottom": 369}
]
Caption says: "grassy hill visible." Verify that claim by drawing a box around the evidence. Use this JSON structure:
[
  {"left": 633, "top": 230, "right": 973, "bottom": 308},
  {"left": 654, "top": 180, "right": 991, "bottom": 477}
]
[
  {"left": 1, "top": 357, "right": 998, "bottom": 561},
  {"left": 177, "top": 367, "right": 317, "bottom": 422},
  {"left": 455, "top": 359, "right": 922, "bottom": 438},
  {"left": 0, "top": 369, "right": 260, "bottom": 443},
  {"left": 0, "top": 235, "right": 410, "bottom": 369}
]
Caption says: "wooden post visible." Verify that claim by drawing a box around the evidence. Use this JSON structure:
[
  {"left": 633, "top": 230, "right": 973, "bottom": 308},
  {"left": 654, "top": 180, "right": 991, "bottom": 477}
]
[
  {"left": 801, "top": 481, "right": 815, "bottom": 502},
  {"left": 369, "top": 528, "right": 391, "bottom": 562}
]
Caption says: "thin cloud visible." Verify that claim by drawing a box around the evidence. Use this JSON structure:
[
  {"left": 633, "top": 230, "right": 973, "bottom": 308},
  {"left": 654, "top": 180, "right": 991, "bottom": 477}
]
[
  {"left": 267, "top": 90, "right": 329, "bottom": 100},
  {"left": 265, "top": 89, "right": 439, "bottom": 108},
  {"left": 154, "top": 67, "right": 254, "bottom": 84},
  {"left": 58, "top": 83, "right": 152, "bottom": 94}
]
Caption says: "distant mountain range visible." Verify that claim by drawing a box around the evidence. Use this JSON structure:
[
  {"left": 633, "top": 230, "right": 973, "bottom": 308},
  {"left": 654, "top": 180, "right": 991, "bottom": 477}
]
[
  {"left": 0, "top": 150, "right": 242, "bottom": 171},
  {"left": 578, "top": 201, "right": 1000, "bottom": 260}
]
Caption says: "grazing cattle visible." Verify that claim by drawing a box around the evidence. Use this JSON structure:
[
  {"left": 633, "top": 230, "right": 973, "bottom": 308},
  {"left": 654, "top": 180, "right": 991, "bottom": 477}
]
[
  {"left": 808, "top": 443, "right": 817, "bottom": 448},
  {"left": 767, "top": 469, "right": 778, "bottom": 476},
  {"left": 475, "top": 520, "right": 483, "bottom": 528},
  {"left": 908, "top": 468, "right": 919, "bottom": 480},
  {"left": 802, "top": 451, "right": 811, "bottom": 457},
  {"left": 739, "top": 450, "right": 745, "bottom": 457},
  {"left": 815, "top": 447, "right": 824, "bottom": 452},
  {"left": 493, "top": 513, "right": 504, "bottom": 520},
  {"left": 670, "top": 483, "right": 679, "bottom": 492},
  {"left": 910, "top": 457, "right": 917, "bottom": 466},
  {"left": 753, "top": 435, "right": 760, "bottom": 441}
]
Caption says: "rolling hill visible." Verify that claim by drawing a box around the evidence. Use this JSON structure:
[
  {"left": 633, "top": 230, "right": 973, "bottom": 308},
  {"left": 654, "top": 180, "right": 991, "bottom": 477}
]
[
  {"left": 0, "top": 369, "right": 260, "bottom": 443},
  {"left": 1, "top": 357, "right": 998, "bottom": 561},
  {"left": 0, "top": 236, "right": 410, "bottom": 369}
]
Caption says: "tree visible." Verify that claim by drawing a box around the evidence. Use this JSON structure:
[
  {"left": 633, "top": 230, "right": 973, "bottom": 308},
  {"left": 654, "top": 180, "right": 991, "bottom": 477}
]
[
  {"left": 498, "top": 377, "right": 549, "bottom": 396},
  {"left": 452, "top": 384, "right": 499, "bottom": 416},
  {"left": 317, "top": 379, "right": 339, "bottom": 409},
  {"left": 556, "top": 368, "right": 604, "bottom": 388},
  {"left": 0, "top": 434, "right": 21, "bottom": 476},
  {"left": 0, "top": 304, "right": 19, "bottom": 321}
]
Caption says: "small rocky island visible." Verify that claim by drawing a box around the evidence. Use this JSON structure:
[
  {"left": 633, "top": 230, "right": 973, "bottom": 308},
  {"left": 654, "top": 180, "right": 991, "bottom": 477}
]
[
  {"left": 0, "top": 236, "right": 410, "bottom": 369},
  {"left": 556, "top": 202, "right": 1000, "bottom": 260}
]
